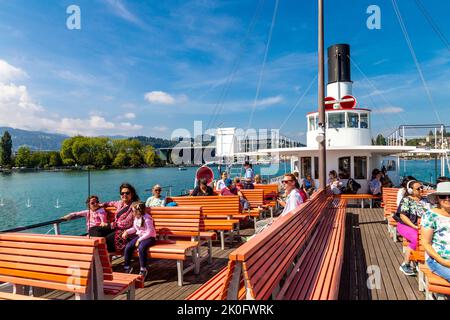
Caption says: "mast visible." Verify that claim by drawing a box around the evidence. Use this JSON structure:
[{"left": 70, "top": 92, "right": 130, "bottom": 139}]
[{"left": 318, "top": 0, "right": 326, "bottom": 189}]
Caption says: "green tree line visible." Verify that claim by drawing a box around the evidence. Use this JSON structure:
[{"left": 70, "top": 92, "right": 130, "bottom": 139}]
[{"left": 0, "top": 132, "right": 163, "bottom": 169}]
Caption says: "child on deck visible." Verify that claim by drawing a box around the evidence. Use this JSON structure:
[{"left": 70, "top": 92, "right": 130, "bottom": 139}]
[
  {"left": 62, "top": 195, "right": 109, "bottom": 237},
  {"left": 122, "top": 202, "right": 156, "bottom": 278}
]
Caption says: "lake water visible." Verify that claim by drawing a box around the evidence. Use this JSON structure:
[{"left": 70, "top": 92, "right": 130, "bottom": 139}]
[
  {"left": 0, "top": 163, "right": 291, "bottom": 234},
  {"left": 0, "top": 159, "right": 446, "bottom": 234}
]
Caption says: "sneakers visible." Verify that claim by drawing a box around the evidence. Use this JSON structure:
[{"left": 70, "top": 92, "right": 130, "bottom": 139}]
[
  {"left": 123, "top": 266, "right": 134, "bottom": 274},
  {"left": 139, "top": 269, "right": 148, "bottom": 279},
  {"left": 399, "top": 263, "right": 415, "bottom": 276}
]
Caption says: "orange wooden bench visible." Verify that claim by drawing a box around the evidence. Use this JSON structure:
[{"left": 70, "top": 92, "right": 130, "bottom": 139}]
[
  {"left": 275, "top": 199, "right": 347, "bottom": 299},
  {"left": 334, "top": 193, "right": 381, "bottom": 208},
  {"left": 108, "top": 206, "right": 202, "bottom": 287},
  {"left": 168, "top": 196, "right": 243, "bottom": 250},
  {"left": 0, "top": 233, "right": 139, "bottom": 300},
  {"left": 254, "top": 184, "right": 279, "bottom": 210},
  {"left": 186, "top": 189, "right": 340, "bottom": 300},
  {"left": 226, "top": 189, "right": 334, "bottom": 300}
]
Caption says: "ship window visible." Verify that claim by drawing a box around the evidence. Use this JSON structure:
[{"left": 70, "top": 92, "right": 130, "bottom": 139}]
[
  {"left": 314, "top": 157, "right": 319, "bottom": 180},
  {"left": 309, "top": 116, "right": 316, "bottom": 131},
  {"left": 360, "top": 113, "right": 369, "bottom": 129},
  {"left": 347, "top": 112, "right": 359, "bottom": 128},
  {"left": 354, "top": 156, "right": 367, "bottom": 179},
  {"left": 328, "top": 113, "right": 345, "bottom": 128},
  {"left": 301, "top": 157, "right": 312, "bottom": 179},
  {"left": 338, "top": 157, "right": 351, "bottom": 179}
]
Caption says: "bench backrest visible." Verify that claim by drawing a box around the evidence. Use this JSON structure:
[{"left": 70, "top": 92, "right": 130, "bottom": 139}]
[
  {"left": 382, "top": 187, "right": 399, "bottom": 216},
  {"left": 240, "top": 189, "right": 264, "bottom": 208},
  {"left": 0, "top": 233, "right": 100, "bottom": 295},
  {"left": 147, "top": 206, "right": 201, "bottom": 238},
  {"left": 168, "top": 196, "right": 241, "bottom": 217},
  {"left": 224, "top": 189, "right": 332, "bottom": 300},
  {"left": 254, "top": 184, "right": 279, "bottom": 199}
]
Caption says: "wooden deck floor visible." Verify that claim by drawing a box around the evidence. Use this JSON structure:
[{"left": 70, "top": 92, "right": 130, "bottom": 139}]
[
  {"left": 28, "top": 208, "right": 424, "bottom": 300},
  {"left": 339, "top": 207, "right": 424, "bottom": 300}
]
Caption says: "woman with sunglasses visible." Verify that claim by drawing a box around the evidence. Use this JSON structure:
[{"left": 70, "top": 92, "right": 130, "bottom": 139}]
[
  {"left": 101, "top": 183, "right": 140, "bottom": 252},
  {"left": 395, "top": 180, "right": 429, "bottom": 276},
  {"left": 62, "top": 195, "right": 108, "bottom": 236},
  {"left": 422, "top": 182, "right": 450, "bottom": 281},
  {"left": 278, "top": 173, "right": 303, "bottom": 217},
  {"left": 145, "top": 184, "right": 166, "bottom": 207}
]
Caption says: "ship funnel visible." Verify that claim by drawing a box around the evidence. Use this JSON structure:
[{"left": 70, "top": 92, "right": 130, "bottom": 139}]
[{"left": 326, "top": 44, "right": 352, "bottom": 100}]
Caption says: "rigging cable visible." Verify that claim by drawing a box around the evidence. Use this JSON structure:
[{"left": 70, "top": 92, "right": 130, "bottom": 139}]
[
  {"left": 206, "top": 0, "right": 265, "bottom": 131},
  {"left": 247, "top": 0, "right": 280, "bottom": 130},
  {"left": 414, "top": 0, "right": 450, "bottom": 52},
  {"left": 278, "top": 74, "right": 318, "bottom": 131},
  {"left": 391, "top": 0, "right": 442, "bottom": 124}
]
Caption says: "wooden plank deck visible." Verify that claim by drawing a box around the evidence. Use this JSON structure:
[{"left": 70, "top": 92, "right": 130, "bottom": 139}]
[
  {"left": 38, "top": 228, "right": 255, "bottom": 300},
  {"left": 339, "top": 207, "right": 424, "bottom": 300}
]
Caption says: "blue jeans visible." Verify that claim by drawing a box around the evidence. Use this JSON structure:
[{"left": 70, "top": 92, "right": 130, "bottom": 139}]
[
  {"left": 124, "top": 236, "right": 156, "bottom": 270},
  {"left": 426, "top": 257, "right": 450, "bottom": 282}
]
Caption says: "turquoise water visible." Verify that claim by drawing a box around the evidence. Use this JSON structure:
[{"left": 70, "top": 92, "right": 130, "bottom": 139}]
[
  {"left": 0, "top": 163, "right": 291, "bottom": 234},
  {"left": 0, "top": 159, "right": 445, "bottom": 234},
  {"left": 399, "top": 159, "right": 446, "bottom": 184}
]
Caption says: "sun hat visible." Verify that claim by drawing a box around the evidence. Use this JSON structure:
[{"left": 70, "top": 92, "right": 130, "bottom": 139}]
[
  {"left": 427, "top": 182, "right": 450, "bottom": 204},
  {"left": 225, "top": 178, "right": 233, "bottom": 186}
]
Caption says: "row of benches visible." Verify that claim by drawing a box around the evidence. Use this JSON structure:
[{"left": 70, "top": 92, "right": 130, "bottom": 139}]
[
  {"left": 186, "top": 189, "right": 348, "bottom": 300},
  {"left": 382, "top": 187, "right": 450, "bottom": 300},
  {"left": 0, "top": 185, "right": 281, "bottom": 299}
]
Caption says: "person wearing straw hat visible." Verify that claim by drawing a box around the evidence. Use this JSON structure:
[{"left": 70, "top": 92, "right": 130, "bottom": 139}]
[{"left": 421, "top": 182, "right": 450, "bottom": 281}]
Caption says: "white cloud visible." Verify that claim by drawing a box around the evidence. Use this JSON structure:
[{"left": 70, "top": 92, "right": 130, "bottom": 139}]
[
  {"left": 0, "top": 60, "right": 28, "bottom": 83},
  {"left": 145, "top": 91, "right": 176, "bottom": 105},
  {"left": 0, "top": 60, "right": 143, "bottom": 136},
  {"left": 153, "top": 126, "right": 169, "bottom": 133},
  {"left": 255, "top": 96, "right": 284, "bottom": 107},
  {"left": 102, "top": 0, "right": 149, "bottom": 29},
  {"left": 372, "top": 106, "right": 405, "bottom": 114},
  {"left": 124, "top": 112, "right": 136, "bottom": 119}
]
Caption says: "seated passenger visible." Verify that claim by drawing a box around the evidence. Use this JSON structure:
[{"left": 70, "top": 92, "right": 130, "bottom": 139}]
[
  {"left": 397, "top": 176, "right": 417, "bottom": 207},
  {"left": 233, "top": 177, "right": 243, "bottom": 190},
  {"left": 62, "top": 195, "right": 108, "bottom": 237},
  {"left": 422, "top": 182, "right": 450, "bottom": 282},
  {"left": 381, "top": 167, "right": 394, "bottom": 188},
  {"left": 145, "top": 184, "right": 165, "bottom": 207},
  {"left": 369, "top": 169, "right": 382, "bottom": 196},
  {"left": 221, "top": 178, "right": 250, "bottom": 210},
  {"left": 395, "top": 181, "right": 428, "bottom": 276},
  {"left": 278, "top": 173, "right": 303, "bottom": 217},
  {"left": 192, "top": 178, "right": 214, "bottom": 196},
  {"left": 302, "top": 174, "right": 316, "bottom": 196},
  {"left": 254, "top": 174, "right": 262, "bottom": 184},
  {"left": 122, "top": 202, "right": 156, "bottom": 279},
  {"left": 327, "top": 170, "right": 342, "bottom": 195},
  {"left": 215, "top": 172, "right": 228, "bottom": 191}
]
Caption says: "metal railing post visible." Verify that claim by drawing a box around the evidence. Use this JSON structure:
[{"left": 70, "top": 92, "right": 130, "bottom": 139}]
[{"left": 53, "top": 223, "right": 61, "bottom": 235}]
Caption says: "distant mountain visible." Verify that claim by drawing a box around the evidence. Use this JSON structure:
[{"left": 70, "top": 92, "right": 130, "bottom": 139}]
[
  {"left": 0, "top": 127, "right": 178, "bottom": 151},
  {"left": 0, "top": 127, "right": 68, "bottom": 151}
]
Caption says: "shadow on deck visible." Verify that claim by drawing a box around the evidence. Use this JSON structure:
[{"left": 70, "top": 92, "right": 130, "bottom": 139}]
[{"left": 339, "top": 207, "right": 424, "bottom": 300}]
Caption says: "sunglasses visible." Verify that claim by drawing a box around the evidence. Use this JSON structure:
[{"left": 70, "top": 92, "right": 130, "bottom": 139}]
[
  {"left": 414, "top": 186, "right": 424, "bottom": 191},
  {"left": 281, "top": 180, "right": 293, "bottom": 184},
  {"left": 154, "top": 189, "right": 162, "bottom": 192},
  {"left": 121, "top": 192, "right": 131, "bottom": 196},
  {"left": 89, "top": 200, "right": 99, "bottom": 205},
  {"left": 438, "top": 195, "right": 450, "bottom": 200}
]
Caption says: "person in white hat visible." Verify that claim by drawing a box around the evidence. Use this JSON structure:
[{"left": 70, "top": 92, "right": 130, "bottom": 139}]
[{"left": 421, "top": 182, "right": 450, "bottom": 281}]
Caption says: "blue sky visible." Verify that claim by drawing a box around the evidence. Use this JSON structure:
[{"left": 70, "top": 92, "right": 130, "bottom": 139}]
[{"left": 0, "top": 0, "right": 448, "bottom": 142}]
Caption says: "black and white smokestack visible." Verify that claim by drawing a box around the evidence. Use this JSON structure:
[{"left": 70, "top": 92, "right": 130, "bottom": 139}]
[{"left": 327, "top": 44, "right": 351, "bottom": 84}]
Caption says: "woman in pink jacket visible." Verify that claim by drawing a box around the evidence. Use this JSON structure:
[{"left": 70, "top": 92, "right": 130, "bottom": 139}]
[
  {"left": 121, "top": 202, "right": 156, "bottom": 278},
  {"left": 102, "top": 183, "right": 139, "bottom": 253}
]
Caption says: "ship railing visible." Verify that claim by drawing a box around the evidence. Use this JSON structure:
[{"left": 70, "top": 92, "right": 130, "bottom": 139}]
[{"left": 0, "top": 216, "right": 84, "bottom": 236}]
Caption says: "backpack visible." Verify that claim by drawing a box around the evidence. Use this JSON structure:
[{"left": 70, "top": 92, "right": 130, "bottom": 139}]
[{"left": 341, "top": 178, "right": 361, "bottom": 194}]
